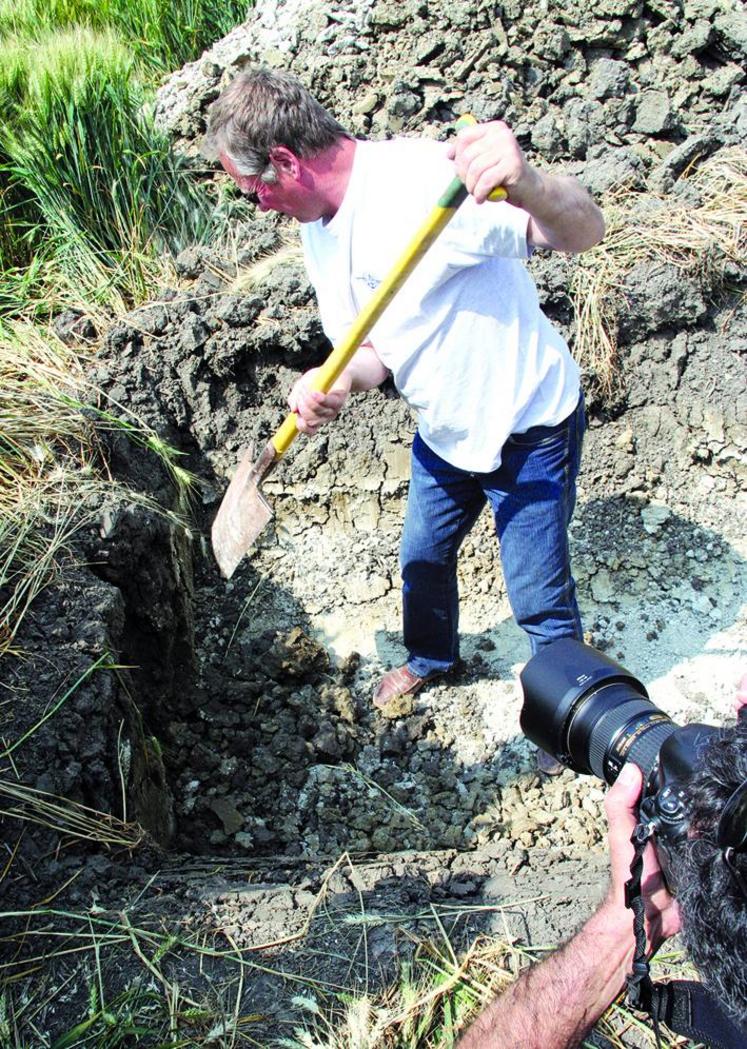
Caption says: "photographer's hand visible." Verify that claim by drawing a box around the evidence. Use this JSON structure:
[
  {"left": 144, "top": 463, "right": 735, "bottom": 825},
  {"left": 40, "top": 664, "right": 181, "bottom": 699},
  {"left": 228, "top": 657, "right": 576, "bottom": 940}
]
[
  {"left": 605, "top": 762, "right": 681, "bottom": 953},
  {"left": 456, "top": 764, "right": 681, "bottom": 1049}
]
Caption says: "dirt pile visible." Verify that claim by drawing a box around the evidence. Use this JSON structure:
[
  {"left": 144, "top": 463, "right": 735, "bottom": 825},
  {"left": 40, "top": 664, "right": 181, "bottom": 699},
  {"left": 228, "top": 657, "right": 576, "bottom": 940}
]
[
  {"left": 7, "top": 0, "right": 746, "bottom": 875},
  {"left": 156, "top": 0, "right": 746, "bottom": 170},
  {"left": 3, "top": 2, "right": 746, "bottom": 1042}
]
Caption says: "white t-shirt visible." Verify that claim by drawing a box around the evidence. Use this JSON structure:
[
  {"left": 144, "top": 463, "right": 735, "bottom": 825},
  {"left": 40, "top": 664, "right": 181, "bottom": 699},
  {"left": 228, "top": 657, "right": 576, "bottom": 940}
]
[{"left": 300, "top": 137, "right": 580, "bottom": 473}]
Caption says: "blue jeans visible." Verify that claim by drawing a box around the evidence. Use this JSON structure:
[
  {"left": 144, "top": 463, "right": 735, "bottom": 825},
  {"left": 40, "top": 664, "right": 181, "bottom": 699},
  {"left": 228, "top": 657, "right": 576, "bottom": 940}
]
[{"left": 401, "top": 394, "right": 585, "bottom": 677}]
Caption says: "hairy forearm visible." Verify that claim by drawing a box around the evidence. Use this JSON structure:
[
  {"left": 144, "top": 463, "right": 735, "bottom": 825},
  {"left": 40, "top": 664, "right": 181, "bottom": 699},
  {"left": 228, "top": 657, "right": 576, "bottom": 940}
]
[
  {"left": 342, "top": 343, "right": 389, "bottom": 392},
  {"left": 457, "top": 902, "right": 633, "bottom": 1049},
  {"left": 519, "top": 169, "right": 605, "bottom": 254}
]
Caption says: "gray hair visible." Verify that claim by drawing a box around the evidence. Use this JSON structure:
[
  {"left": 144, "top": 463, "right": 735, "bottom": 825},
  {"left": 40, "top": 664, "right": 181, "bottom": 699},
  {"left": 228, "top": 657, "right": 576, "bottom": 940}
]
[{"left": 203, "top": 68, "right": 352, "bottom": 182}]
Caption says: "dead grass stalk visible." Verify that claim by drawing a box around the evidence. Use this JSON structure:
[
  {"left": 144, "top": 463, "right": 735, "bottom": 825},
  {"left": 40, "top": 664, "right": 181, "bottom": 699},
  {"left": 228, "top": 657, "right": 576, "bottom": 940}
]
[{"left": 571, "top": 147, "right": 747, "bottom": 397}]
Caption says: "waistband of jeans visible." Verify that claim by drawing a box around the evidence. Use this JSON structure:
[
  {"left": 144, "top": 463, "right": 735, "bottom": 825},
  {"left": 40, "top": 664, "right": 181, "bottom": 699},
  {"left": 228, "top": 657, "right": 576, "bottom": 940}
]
[{"left": 506, "top": 393, "right": 583, "bottom": 445}]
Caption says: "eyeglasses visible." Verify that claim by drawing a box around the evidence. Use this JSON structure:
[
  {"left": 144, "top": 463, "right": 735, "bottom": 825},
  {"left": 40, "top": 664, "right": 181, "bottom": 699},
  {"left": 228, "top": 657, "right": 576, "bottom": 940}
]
[{"left": 718, "top": 778, "right": 747, "bottom": 898}]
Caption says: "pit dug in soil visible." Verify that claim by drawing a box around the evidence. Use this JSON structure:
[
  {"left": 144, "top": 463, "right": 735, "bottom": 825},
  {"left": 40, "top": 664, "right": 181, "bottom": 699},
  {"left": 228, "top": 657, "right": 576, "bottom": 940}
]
[{"left": 1, "top": 488, "right": 621, "bottom": 1049}]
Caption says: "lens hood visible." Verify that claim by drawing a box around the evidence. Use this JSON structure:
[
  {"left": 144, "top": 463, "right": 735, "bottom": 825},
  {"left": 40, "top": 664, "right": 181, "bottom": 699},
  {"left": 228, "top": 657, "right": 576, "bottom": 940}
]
[{"left": 520, "top": 638, "right": 649, "bottom": 773}]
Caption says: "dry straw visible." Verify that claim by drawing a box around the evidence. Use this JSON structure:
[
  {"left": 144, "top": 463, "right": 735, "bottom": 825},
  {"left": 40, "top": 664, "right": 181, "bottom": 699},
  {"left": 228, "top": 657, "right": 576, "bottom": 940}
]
[
  {"left": 0, "top": 320, "right": 193, "bottom": 657},
  {"left": 571, "top": 147, "right": 747, "bottom": 396},
  {"left": 0, "top": 780, "right": 144, "bottom": 848},
  {"left": 229, "top": 232, "right": 305, "bottom": 295}
]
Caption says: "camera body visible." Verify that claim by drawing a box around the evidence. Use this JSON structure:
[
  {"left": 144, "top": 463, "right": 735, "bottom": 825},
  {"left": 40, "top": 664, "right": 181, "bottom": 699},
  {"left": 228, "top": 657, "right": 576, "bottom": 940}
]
[
  {"left": 520, "top": 638, "right": 719, "bottom": 891},
  {"left": 638, "top": 723, "right": 719, "bottom": 890}
]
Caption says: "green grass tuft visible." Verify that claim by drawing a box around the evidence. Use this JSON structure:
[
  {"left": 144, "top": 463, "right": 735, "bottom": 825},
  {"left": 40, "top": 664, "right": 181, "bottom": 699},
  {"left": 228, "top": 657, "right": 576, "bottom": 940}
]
[
  {"left": 0, "top": 0, "right": 249, "bottom": 73},
  {"left": 0, "top": 27, "right": 226, "bottom": 311}
]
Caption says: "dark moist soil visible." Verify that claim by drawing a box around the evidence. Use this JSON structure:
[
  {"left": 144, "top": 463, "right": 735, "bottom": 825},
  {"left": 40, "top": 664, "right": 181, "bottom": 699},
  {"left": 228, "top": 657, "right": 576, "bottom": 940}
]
[{"left": 2, "top": 0, "right": 746, "bottom": 1045}]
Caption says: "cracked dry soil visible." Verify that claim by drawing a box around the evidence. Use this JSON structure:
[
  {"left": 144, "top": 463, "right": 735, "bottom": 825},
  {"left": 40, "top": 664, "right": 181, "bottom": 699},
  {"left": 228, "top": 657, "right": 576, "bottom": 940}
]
[{"left": 2, "top": 0, "right": 746, "bottom": 1044}]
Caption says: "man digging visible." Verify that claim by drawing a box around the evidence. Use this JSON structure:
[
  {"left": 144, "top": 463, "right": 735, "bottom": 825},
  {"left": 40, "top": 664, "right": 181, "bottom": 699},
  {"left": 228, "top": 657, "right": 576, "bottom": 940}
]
[{"left": 204, "top": 70, "right": 605, "bottom": 772}]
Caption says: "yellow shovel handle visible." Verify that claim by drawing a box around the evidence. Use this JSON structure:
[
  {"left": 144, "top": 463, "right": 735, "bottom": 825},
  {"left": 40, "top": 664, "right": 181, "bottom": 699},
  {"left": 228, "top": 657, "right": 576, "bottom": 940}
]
[{"left": 271, "top": 118, "right": 506, "bottom": 457}]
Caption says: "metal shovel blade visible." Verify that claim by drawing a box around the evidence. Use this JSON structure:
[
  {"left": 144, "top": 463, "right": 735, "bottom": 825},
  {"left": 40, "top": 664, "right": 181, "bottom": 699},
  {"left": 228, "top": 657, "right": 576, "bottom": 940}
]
[{"left": 211, "top": 443, "right": 277, "bottom": 578}]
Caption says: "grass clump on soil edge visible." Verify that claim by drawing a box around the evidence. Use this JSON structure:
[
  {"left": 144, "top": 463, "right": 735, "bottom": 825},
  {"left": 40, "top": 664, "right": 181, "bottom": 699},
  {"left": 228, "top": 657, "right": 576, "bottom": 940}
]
[
  {"left": 0, "top": 320, "right": 193, "bottom": 658},
  {"left": 0, "top": 0, "right": 248, "bottom": 650}
]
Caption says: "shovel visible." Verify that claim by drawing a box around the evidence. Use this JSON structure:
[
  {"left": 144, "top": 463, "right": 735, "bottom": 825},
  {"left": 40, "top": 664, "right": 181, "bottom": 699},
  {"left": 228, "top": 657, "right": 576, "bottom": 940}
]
[{"left": 212, "top": 125, "right": 506, "bottom": 578}]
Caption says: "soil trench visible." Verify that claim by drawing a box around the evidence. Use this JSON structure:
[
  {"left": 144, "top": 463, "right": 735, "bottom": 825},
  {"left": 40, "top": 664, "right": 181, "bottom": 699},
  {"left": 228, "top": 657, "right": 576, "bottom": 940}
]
[{"left": 2, "top": 0, "right": 746, "bottom": 1043}]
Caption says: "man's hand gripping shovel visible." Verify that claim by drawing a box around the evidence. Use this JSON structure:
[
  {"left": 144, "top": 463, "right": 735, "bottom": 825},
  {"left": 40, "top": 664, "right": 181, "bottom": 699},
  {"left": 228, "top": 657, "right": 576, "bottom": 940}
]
[{"left": 211, "top": 119, "right": 506, "bottom": 578}]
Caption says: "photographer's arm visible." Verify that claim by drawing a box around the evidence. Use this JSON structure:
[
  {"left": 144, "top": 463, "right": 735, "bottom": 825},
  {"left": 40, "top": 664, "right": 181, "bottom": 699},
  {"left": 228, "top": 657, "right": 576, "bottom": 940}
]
[
  {"left": 456, "top": 903, "right": 633, "bottom": 1049},
  {"left": 457, "top": 765, "right": 681, "bottom": 1049}
]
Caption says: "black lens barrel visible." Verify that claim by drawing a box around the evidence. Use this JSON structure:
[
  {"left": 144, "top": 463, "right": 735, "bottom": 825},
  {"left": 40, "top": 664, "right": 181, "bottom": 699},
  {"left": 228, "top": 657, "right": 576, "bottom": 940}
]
[
  {"left": 520, "top": 638, "right": 675, "bottom": 784},
  {"left": 580, "top": 695, "right": 657, "bottom": 777},
  {"left": 520, "top": 639, "right": 649, "bottom": 769},
  {"left": 590, "top": 705, "right": 676, "bottom": 784}
]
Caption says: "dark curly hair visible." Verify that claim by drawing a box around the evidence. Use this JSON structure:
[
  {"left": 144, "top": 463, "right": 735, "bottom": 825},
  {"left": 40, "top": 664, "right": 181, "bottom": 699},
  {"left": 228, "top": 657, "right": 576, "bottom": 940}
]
[{"left": 678, "top": 714, "right": 747, "bottom": 1026}]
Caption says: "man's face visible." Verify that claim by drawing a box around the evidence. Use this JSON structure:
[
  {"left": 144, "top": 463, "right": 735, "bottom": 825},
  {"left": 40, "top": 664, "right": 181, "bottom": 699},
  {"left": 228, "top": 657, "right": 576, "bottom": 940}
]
[{"left": 219, "top": 153, "right": 322, "bottom": 223}]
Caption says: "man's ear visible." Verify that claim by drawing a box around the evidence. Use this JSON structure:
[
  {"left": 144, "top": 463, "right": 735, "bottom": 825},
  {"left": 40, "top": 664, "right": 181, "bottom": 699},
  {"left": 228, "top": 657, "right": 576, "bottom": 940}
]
[{"left": 268, "top": 146, "right": 300, "bottom": 178}]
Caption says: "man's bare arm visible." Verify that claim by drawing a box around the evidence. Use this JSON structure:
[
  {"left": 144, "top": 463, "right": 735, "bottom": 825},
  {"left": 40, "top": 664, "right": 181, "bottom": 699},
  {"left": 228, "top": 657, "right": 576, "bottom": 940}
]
[
  {"left": 457, "top": 764, "right": 681, "bottom": 1049},
  {"left": 447, "top": 122, "right": 605, "bottom": 254},
  {"left": 289, "top": 344, "right": 389, "bottom": 435},
  {"left": 457, "top": 901, "right": 633, "bottom": 1049}
]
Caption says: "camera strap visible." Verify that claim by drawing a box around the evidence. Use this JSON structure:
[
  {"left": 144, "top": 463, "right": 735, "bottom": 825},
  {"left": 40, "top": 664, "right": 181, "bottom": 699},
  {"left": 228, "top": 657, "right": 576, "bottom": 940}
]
[
  {"left": 624, "top": 819, "right": 662, "bottom": 1045},
  {"left": 646, "top": 980, "right": 747, "bottom": 1049},
  {"left": 625, "top": 820, "right": 747, "bottom": 1049}
]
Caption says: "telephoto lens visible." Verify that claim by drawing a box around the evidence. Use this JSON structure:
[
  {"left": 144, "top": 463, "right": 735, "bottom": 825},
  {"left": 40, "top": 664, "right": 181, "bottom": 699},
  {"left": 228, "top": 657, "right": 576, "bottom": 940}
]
[{"left": 520, "top": 639, "right": 678, "bottom": 785}]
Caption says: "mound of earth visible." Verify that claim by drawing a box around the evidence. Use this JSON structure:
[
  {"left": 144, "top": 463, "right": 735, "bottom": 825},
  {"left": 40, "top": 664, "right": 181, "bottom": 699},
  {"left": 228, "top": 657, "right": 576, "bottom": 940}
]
[{"left": 3, "top": 1, "right": 745, "bottom": 1045}]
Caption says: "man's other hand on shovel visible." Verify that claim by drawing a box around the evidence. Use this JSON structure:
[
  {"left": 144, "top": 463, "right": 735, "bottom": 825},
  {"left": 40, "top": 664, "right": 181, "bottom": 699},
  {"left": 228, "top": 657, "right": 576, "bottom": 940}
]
[
  {"left": 289, "top": 368, "right": 352, "bottom": 435},
  {"left": 289, "top": 344, "right": 391, "bottom": 435}
]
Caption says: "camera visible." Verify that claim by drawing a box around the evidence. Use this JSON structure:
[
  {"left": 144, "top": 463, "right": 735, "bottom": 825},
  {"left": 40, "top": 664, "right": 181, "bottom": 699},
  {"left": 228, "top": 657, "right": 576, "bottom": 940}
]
[{"left": 519, "top": 638, "right": 719, "bottom": 891}]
